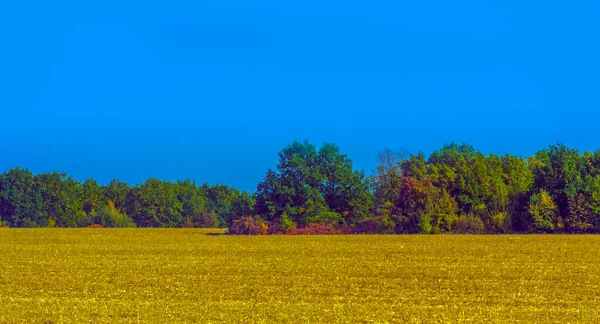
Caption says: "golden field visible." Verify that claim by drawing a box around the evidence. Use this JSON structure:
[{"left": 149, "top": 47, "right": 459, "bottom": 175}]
[{"left": 1, "top": 230, "right": 599, "bottom": 323}]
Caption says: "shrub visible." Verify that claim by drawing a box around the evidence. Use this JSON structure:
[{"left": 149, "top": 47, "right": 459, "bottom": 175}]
[
  {"left": 286, "top": 222, "right": 351, "bottom": 235},
  {"left": 85, "top": 205, "right": 136, "bottom": 228},
  {"left": 182, "top": 217, "right": 194, "bottom": 228},
  {"left": 227, "top": 216, "right": 268, "bottom": 235},
  {"left": 565, "top": 195, "right": 595, "bottom": 233},
  {"left": 490, "top": 211, "right": 512, "bottom": 233},
  {"left": 353, "top": 217, "right": 395, "bottom": 234},
  {"left": 279, "top": 213, "right": 296, "bottom": 232},
  {"left": 418, "top": 213, "right": 433, "bottom": 234},
  {"left": 454, "top": 214, "right": 485, "bottom": 234},
  {"left": 182, "top": 211, "right": 219, "bottom": 228},
  {"left": 528, "top": 190, "right": 558, "bottom": 233}
]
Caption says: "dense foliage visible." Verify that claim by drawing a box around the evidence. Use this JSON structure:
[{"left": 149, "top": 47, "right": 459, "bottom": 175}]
[
  {"left": 2, "top": 141, "right": 600, "bottom": 233},
  {"left": 0, "top": 170, "right": 253, "bottom": 228}
]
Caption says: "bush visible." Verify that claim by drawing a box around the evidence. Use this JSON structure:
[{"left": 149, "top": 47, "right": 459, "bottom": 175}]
[
  {"left": 85, "top": 206, "right": 136, "bottom": 228},
  {"left": 490, "top": 211, "right": 512, "bottom": 233},
  {"left": 279, "top": 213, "right": 296, "bottom": 232},
  {"left": 286, "top": 222, "right": 351, "bottom": 235},
  {"left": 454, "top": 214, "right": 485, "bottom": 234},
  {"left": 418, "top": 213, "right": 433, "bottom": 234},
  {"left": 227, "top": 216, "right": 268, "bottom": 235},
  {"left": 182, "top": 211, "right": 219, "bottom": 228},
  {"left": 528, "top": 190, "right": 558, "bottom": 233},
  {"left": 353, "top": 217, "right": 395, "bottom": 234}
]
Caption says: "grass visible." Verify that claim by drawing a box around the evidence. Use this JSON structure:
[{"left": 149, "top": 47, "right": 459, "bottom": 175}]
[{"left": 1, "top": 230, "right": 600, "bottom": 323}]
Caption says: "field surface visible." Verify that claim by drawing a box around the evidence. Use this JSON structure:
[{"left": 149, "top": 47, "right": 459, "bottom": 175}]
[{"left": 1, "top": 230, "right": 600, "bottom": 323}]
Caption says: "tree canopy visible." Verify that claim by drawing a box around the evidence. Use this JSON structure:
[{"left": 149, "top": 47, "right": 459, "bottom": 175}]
[
  {"left": 2, "top": 141, "right": 600, "bottom": 234},
  {"left": 254, "top": 140, "right": 372, "bottom": 229}
]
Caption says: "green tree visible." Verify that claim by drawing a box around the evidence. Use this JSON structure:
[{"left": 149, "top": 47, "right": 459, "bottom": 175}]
[
  {"left": 102, "top": 179, "right": 130, "bottom": 213},
  {"left": 530, "top": 144, "right": 584, "bottom": 221},
  {"left": 501, "top": 154, "right": 533, "bottom": 232},
  {"left": 201, "top": 183, "right": 239, "bottom": 227},
  {"left": 371, "top": 149, "right": 405, "bottom": 218},
  {"left": 395, "top": 177, "right": 435, "bottom": 233},
  {"left": 401, "top": 152, "right": 428, "bottom": 180},
  {"left": 231, "top": 191, "right": 256, "bottom": 221},
  {"left": 36, "top": 172, "right": 85, "bottom": 227},
  {"left": 428, "top": 188, "right": 459, "bottom": 233},
  {"left": 566, "top": 194, "right": 594, "bottom": 233},
  {"left": 176, "top": 179, "right": 206, "bottom": 223},
  {"left": 84, "top": 202, "right": 136, "bottom": 228},
  {"left": 255, "top": 140, "right": 371, "bottom": 226},
  {"left": 82, "top": 178, "right": 105, "bottom": 214},
  {"left": 126, "top": 179, "right": 183, "bottom": 227},
  {"left": 318, "top": 143, "right": 372, "bottom": 224},
  {"left": 528, "top": 190, "right": 559, "bottom": 232},
  {"left": 0, "top": 168, "right": 44, "bottom": 227}
]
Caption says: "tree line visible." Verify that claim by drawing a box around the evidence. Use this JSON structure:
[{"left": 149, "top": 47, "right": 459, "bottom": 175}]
[
  {"left": 2, "top": 141, "right": 600, "bottom": 234},
  {"left": 0, "top": 171, "right": 254, "bottom": 229}
]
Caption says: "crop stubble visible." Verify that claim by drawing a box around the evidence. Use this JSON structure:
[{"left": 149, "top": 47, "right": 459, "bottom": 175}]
[{"left": 1, "top": 229, "right": 599, "bottom": 323}]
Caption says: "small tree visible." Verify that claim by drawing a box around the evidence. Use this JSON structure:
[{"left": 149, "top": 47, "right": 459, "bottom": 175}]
[{"left": 528, "top": 190, "right": 558, "bottom": 233}]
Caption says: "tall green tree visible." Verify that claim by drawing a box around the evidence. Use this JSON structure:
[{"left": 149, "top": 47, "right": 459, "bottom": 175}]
[
  {"left": 82, "top": 178, "right": 105, "bottom": 214},
  {"left": 125, "top": 179, "right": 183, "bottom": 227},
  {"left": 36, "top": 172, "right": 85, "bottom": 227},
  {"left": 0, "top": 168, "right": 44, "bottom": 227},
  {"left": 102, "top": 179, "right": 130, "bottom": 213},
  {"left": 501, "top": 154, "right": 533, "bottom": 231},
  {"left": 318, "top": 143, "right": 372, "bottom": 224},
  {"left": 530, "top": 143, "right": 583, "bottom": 220},
  {"left": 255, "top": 140, "right": 371, "bottom": 226}
]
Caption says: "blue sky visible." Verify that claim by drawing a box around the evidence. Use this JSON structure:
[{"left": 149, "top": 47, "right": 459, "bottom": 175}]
[{"left": 2, "top": 1, "right": 599, "bottom": 191}]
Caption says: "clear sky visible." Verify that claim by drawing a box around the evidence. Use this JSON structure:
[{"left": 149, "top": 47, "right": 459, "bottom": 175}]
[{"left": 2, "top": 1, "right": 599, "bottom": 191}]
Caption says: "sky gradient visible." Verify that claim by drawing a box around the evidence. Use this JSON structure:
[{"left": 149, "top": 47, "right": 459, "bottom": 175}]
[{"left": 2, "top": 1, "right": 600, "bottom": 191}]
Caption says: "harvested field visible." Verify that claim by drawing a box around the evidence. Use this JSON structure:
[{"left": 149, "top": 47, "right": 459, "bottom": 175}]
[{"left": 1, "top": 230, "right": 599, "bottom": 323}]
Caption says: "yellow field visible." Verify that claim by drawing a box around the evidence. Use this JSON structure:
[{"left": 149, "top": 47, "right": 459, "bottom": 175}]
[{"left": 1, "top": 230, "right": 599, "bottom": 323}]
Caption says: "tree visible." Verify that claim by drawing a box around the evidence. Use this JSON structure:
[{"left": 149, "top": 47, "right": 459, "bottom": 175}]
[
  {"left": 566, "top": 194, "right": 594, "bottom": 233},
  {"left": 36, "top": 171, "right": 85, "bottom": 227},
  {"left": 202, "top": 183, "right": 239, "bottom": 227},
  {"left": 84, "top": 202, "right": 136, "bottom": 228},
  {"left": 255, "top": 140, "right": 371, "bottom": 227},
  {"left": 318, "top": 143, "right": 372, "bottom": 224},
  {"left": 176, "top": 179, "right": 207, "bottom": 226},
  {"left": 82, "top": 178, "right": 105, "bottom": 214},
  {"left": 395, "top": 177, "right": 435, "bottom": 233},
  {"left": 528, "top": 190, "right": 559, "bottom": 233},
  {"left": 501, "top": 154, "right": 533, "bottom": 232},
  {"left": 371, "top": 149, "right": 406, "bottom": 216},
  {"left": 0, "top": 168, "right": 44, "bottom": 227},
  {"left": 427, "top": 144, "right": 506, "bottom": 231},
  {"left": 102, "top": 179, "right": 130, "bottom": 213},
  {"left": 428, "top": 188, "right": 459, "bottom": 233},
  {"left": 564, "top": 174, "right": 600, "bottom": 233},
  {"left": 530, "top": 144, "right": 583, "bottom": 221},
  {"left": 401, "top": 152, "right": 428, "bottom": 180},
  {"left": 231, "top": 191, "right": 255, "bottom": 222},
  {"left": 126, "top": 179, "right": 183, "bottom": 227}
]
